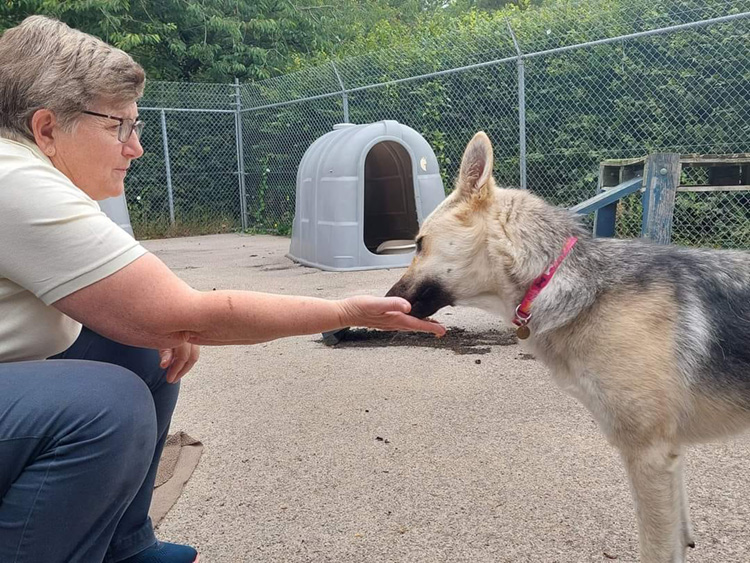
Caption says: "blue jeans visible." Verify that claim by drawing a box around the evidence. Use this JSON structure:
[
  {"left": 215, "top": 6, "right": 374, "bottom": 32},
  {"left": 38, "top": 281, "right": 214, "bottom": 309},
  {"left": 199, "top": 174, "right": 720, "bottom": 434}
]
[{"left": 0, "top": 327, "right": 180, "bottom": 562}]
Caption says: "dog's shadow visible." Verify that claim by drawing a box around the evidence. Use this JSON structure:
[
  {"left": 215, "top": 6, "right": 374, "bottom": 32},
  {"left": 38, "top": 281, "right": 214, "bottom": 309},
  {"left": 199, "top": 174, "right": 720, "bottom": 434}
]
[{"left": 320, "top": 327, "right": 518, "bottom": 355}]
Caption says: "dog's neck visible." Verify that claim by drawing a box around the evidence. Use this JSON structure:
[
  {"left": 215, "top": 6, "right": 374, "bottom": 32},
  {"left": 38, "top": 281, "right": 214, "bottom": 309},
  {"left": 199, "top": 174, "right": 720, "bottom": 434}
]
[
  {"left": 482, "top": 214, "right": 594, "bottom": 337},
  {"left": 467, "top": 190, "right": 601, "bottom": 339},
  {"left": 512, "top": 236, "right": 579, "bottom": 335},
  {"left": 513, "top": 236, "right": 604, "bottom": 340}
]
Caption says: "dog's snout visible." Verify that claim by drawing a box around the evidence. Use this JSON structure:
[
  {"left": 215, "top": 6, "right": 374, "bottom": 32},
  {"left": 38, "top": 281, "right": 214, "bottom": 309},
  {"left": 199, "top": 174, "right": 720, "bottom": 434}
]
[
  {"left": 386, "top": 278, "right": 410, "bottom": 300},
  {"left": 387, "top": 276, "right": 453, "bottom": 319}
]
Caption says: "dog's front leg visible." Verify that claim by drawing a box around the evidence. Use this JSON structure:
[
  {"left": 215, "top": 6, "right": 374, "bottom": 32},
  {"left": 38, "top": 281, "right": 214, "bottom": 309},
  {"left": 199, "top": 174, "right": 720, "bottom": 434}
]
[
  {"left": 674, "top": 449, "right": 695, "bottom": 551},
  {"left": 621, "top": 443, "right": 685, "bottom": 563}
]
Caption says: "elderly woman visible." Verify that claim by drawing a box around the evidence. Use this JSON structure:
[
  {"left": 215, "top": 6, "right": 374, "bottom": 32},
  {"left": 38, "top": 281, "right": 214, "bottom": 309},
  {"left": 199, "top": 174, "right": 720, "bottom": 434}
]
[{"left": 0, "top": 15, "right": 443, "bottom": 563}]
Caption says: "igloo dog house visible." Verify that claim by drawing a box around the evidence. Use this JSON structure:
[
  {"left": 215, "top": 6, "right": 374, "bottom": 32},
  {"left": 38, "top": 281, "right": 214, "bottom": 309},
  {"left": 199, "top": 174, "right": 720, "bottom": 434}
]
[
  {"left": 99, "top": 194, "right": 135, "bottom": 238},
  {"left": 288, "top": 120, "right": 445, "bottom": 271}
]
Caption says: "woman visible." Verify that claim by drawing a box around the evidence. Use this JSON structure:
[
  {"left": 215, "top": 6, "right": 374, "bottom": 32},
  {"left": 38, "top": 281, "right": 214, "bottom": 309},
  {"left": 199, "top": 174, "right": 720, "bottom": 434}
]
[{"left": 0, "top": 16, "right": 444, "bottom": 563}]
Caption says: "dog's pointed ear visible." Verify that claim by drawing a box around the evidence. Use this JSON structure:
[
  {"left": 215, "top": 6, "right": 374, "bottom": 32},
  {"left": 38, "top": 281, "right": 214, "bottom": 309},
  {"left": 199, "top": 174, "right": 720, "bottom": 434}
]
[{"left": 457, "top": 131, "right": 494, "bottom": 201}]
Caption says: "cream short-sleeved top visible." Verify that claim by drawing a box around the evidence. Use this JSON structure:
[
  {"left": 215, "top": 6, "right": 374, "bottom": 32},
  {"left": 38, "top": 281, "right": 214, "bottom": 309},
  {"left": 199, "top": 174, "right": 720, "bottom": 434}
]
[{"left": 0, "top": 137, "right": 147, "bottom": 362}]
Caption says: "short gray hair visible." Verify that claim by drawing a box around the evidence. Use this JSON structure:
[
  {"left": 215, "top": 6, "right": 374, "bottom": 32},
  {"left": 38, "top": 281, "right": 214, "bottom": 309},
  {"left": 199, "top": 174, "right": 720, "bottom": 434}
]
[{"left": 0, "top": 15, "right": 145, "bottom": 142}]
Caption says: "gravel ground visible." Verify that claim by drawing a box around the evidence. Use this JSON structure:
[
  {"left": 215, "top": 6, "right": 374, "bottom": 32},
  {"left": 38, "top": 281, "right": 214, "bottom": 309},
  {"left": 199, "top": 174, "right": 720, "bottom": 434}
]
[{"left": 144, "top": 233, "right": 750, "bottom": 563}]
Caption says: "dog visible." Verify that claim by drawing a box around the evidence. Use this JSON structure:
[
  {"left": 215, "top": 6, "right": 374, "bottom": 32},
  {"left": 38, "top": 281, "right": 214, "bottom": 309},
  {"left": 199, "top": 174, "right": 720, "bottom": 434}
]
[{"left": 386, "top": 131, "right": 750, "bottom": 563}]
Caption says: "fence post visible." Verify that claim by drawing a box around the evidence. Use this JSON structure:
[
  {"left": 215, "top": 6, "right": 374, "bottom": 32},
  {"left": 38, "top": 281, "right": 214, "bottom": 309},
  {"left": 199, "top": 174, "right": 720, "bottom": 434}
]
[
  {"left": 331, "top": 62, "right": 350, "bottom": 123},
  {"left": 159, "top": 109, "right": 175, "bottom": 225},
  {"left": 234, "top": 78, "right": 248, "bottom": 230},
  {"left": 507, "top": 21, "right": 526, "bottom": 190},
  {"left": 593, "top": 161, "right": 618, "bottom": 237},
  {"left": 641, "top": 153, "right": 680, "bottom": 244}
]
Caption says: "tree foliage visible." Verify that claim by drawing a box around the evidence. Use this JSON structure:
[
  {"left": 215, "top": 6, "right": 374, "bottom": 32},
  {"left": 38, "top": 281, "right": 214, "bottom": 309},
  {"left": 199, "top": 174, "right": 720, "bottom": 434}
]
[
  {"left": 0, "top": 0, "right": 431, "bottom": 81},
  {"left": 0, "top": 1, "right": 534, "bottom": 80}
]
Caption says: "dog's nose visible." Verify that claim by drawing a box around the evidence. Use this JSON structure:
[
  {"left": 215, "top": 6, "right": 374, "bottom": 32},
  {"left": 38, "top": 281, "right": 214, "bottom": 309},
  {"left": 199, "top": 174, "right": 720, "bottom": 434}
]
[
  {"left": 385, "top": 279, "right": 409, "bottom": 300},
  {"left": 386, "top": 278, "right": 454, "bottom": 319}
]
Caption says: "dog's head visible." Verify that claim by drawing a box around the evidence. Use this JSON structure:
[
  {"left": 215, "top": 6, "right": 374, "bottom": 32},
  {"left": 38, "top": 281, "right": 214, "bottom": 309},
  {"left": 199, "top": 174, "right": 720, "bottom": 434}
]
[
  {"left": 386, "top": 131, "right": 510, "bottom": 318},
  {"left": 388, "top": 131, "right": 580, "bottom": 320}
]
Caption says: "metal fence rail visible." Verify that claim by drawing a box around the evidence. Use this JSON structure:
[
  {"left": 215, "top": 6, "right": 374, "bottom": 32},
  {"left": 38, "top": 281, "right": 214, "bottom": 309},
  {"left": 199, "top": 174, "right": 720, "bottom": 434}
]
[{"left": 128, "top": 0, "right": 750, "bottom": 247}]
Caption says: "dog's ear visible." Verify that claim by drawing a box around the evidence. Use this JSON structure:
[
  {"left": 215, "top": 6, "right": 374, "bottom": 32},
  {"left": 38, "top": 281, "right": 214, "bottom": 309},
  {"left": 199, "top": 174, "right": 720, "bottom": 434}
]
[{"left": 456, "top": 131, "right": 494, "bottom": 202}]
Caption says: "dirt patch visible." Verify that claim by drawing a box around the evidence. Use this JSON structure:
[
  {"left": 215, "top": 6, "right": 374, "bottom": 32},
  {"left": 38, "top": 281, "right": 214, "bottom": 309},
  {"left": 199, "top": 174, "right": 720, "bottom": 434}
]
[{"left": 320, "top": 327, "right": 517, "bottom": 355}]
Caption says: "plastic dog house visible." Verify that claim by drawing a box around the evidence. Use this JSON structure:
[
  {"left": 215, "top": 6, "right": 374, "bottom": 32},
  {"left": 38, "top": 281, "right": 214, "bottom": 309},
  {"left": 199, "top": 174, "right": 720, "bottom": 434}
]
[
  {"left": 100, "top": 194, "right": 135, "bottom": 238},
  {"left": 288, "top": 120, "right": 445, "bottom": 271}
]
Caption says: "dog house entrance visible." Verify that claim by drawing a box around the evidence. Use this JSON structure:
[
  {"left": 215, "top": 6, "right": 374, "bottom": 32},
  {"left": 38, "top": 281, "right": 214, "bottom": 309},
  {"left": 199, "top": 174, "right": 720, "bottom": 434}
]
[{"left": 363, "top": 141, "right": 419, "bottom": 255}]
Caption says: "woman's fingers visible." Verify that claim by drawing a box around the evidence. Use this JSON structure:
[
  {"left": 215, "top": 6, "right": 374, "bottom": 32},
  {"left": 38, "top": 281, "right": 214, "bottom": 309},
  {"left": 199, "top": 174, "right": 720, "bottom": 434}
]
[
  {"left": 338, "top": 296, "right": 446, "bottom": 336},
  {"left": 166, "top": 343, "right": 201, "bottom": 384},
  {"left": 159, "top": 348, "right": 173, "bottom": 368},
  {"left": 383, "top": 311, "right": 446, "bottom": 336},
  {"left": 172, "top": 344, "right": 200, "bottom": 383},
  {"left": 376, "top": 296, "right": 412, "bottom": 314}
]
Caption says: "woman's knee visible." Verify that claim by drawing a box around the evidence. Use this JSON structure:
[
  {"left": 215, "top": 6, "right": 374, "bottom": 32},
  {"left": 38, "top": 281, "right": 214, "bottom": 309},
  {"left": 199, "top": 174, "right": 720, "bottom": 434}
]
[
  {"left": 58, "top": 361, "right": 158, "bottom": 472},
  {"left": 0, "top": 360, "right": 159, "bottom": 500}
]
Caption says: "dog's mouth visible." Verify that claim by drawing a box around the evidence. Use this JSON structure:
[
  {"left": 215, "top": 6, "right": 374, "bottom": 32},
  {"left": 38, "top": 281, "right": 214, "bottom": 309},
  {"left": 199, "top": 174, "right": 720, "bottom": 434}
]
[{"left": 386, "top": 278, "right": 454, "bottom": 319}]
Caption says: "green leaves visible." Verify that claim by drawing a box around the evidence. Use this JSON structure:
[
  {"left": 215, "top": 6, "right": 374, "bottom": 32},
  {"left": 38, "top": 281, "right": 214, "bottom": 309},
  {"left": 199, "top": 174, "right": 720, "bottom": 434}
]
[
  {"left": 111, "top": 31, "right": 161, "bottom": 50},
  {"left": 0, "top": 0, "right": 365, "bottom": 82}
]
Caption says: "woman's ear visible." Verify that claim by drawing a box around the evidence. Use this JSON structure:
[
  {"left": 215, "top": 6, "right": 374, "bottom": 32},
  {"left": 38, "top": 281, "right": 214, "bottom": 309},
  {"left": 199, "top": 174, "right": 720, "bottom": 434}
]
[{"left": 31, "top": 109, "right": 58, "bottom": 157}]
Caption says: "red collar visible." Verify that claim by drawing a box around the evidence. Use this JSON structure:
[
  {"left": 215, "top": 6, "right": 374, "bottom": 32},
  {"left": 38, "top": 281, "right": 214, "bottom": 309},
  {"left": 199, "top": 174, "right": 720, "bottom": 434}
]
[{"left": 513, "top": 236, "right": 578, "bottom": 339}]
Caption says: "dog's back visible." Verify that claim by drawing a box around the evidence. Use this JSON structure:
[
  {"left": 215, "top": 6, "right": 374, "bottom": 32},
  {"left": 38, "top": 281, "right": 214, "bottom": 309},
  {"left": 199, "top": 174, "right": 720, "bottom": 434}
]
[{"left": 604, "top": 242, "right": 750, "bottom": 384}]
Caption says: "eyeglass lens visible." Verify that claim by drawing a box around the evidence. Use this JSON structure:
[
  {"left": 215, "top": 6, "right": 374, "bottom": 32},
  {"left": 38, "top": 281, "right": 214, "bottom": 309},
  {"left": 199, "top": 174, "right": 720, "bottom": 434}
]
[{"left": 119, "top": 120, "right": 144, "bottom": 143}]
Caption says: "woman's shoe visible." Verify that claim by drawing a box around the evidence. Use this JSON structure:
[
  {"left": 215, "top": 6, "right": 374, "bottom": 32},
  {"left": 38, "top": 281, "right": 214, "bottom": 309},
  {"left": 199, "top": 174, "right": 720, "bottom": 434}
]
[{"left": 118, "top": 541, "right": 199, "bottom": 563}]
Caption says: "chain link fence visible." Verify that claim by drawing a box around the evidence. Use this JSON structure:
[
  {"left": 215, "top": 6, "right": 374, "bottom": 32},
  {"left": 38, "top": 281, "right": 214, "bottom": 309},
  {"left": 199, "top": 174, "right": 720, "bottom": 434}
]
[{"left": 130, "top": 0, "right": 750, "bottom": 248}]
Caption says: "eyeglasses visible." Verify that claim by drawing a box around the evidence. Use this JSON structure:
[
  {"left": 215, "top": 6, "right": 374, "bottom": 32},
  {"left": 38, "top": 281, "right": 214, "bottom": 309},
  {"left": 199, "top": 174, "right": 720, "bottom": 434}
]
[{"left": 81, "top": 110, "right": 144, "bottom": 143}]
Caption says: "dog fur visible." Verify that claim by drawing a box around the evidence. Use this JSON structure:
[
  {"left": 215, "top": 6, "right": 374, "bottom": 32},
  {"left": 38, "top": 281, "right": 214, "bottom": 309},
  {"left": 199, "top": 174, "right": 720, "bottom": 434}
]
[{"left": 386, "top": 131, "right": 750, "bottom": 563}]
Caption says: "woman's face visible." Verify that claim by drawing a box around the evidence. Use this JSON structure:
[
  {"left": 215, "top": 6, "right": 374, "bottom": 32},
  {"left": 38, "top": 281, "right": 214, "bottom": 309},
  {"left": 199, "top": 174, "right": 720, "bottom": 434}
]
[{"left": 49, "top": 102, "right": 144, "bottom": 201}]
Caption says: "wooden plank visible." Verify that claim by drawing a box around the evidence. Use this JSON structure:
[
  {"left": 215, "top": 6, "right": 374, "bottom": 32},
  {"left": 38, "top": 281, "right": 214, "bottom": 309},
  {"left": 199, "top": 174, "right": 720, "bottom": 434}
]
[
  {"left": 593, "top": 202, "right": 617, "bottom": 237},
  {"left": 642, "top": 153, "right": 680, "bottom": 244},
  {"left": 603, "top": 155, "right": 750, "bottom": 166},
  {"left": 600, "top": 156, "right": 646, "bottom": 167},
  {"left": 680, "top": 154, "right": 750, "bottom": 164},
  {"left": 570, "top": 176, "right": 643, "bottom": 215},
  {"left": 594, "top": 162, "right": 643, "bottom": 238},
  {"left": 594, "top": 165, "right": 617, "bottom": 238},
  {"left": 677, "top": 185, "right": 750, "bottom": 192}
]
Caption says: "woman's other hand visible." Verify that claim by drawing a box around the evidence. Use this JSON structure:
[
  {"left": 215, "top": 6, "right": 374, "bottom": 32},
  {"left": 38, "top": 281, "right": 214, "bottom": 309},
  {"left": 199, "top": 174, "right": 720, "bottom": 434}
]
[
  {"left": 159, "top": 342, "right": 201, "bottom": 383},
  {"left": 337, "top": 296, "right": 446, "bottom": 337}
]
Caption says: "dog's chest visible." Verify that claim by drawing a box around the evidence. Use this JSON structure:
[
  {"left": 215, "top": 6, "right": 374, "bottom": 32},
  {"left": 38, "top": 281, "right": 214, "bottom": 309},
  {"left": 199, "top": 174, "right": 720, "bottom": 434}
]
[{"left": 533, "top": 345, "right": 618, "bottom": 438}]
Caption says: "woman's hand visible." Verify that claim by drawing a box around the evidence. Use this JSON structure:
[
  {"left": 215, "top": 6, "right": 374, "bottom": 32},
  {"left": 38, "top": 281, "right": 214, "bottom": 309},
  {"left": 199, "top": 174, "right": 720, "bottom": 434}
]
[
  {"left": 337, "top": 296, "right": 446, "bottom": 336},
  {"left": 159, "top": 342, "right": 201, "bottom": 384}
]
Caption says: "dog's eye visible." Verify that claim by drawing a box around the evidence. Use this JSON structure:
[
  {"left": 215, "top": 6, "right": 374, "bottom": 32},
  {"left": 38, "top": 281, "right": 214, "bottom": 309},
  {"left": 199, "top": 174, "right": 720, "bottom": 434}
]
[{"left": 416, "top": 237, "right": 423, "bottom": 253}]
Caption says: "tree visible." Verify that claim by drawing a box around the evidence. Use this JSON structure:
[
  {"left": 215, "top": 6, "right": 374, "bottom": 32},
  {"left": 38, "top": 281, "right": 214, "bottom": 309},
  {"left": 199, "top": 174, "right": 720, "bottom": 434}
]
[{"left": 0, "top": 0, "right": 442, "bottom": 81}]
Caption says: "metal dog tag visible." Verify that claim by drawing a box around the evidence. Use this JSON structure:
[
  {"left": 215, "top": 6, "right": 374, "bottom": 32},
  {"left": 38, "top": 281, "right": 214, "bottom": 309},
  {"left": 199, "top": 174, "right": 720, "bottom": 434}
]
[{"left": 516, "top": 325, "right": 531, "bottom": 340}]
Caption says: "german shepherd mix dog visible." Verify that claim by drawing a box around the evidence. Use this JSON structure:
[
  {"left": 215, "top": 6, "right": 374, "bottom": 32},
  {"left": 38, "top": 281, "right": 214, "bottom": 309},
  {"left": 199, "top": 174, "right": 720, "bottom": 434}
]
[{"left": 387, "top": 132, "right": 750, "bottom": 563}]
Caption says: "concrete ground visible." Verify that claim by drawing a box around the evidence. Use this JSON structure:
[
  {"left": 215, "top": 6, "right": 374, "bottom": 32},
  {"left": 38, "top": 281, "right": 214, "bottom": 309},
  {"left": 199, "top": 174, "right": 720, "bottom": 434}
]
[{"left": 144, "top": 233, "right": 750, "bottom": 563}]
